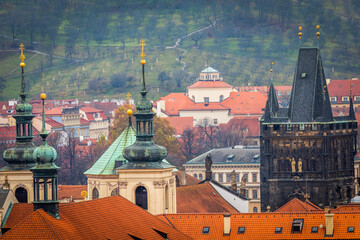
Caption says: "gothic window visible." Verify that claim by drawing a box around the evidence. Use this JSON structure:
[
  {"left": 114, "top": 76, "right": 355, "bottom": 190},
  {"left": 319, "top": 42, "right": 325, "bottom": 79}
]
[
  {"left": 92, "top": 188, "right": 99, "bottom": 199},
  {"left": 15, "top": 187, "right": 28, "bottom": 203},
  {"left": 111, "top": 188, "right": 119, "bottom": 196},
  {"left": 135, "top": 186, "right": 148, "bottom": 210}
]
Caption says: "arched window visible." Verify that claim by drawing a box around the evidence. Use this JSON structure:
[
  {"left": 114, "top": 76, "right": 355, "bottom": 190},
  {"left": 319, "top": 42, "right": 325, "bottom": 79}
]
[
  {"left": 199, "top": 174, "right": 203, "bottom": 181},
  {"left": 194, "top": 174, "right": 198, "bottom": 179},
  {"left": 165, "top": 185, "right": 169, "bottom": 209},
  {"left": 253, "top": 207, "right": 258, "bottom": 213},
  {"left": 219, "top": 95, "right": 224, "bottom": 102},
  {"left": 15, "top": 187, "right": 28, "bottom": 203},
  {"left": 135, "top": 186, "right": 148, "bottom": 210},
  {"left": 92, "top": 188, "right": 99, "bottom": 199},
  {"left": 192, "top": 95, "right": 195, "bottom": 101},
  {"left": 111, "top": 188, "right": 119, "bottom": 196}
]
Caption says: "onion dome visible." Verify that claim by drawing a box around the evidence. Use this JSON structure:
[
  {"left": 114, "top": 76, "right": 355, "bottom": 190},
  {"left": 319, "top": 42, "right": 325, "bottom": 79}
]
[{"left": 122, "top": 39, "right": 170, "bottom": 169}]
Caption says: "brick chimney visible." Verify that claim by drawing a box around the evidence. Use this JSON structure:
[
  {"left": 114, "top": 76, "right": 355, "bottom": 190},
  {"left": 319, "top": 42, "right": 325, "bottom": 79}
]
[{"left": 223, "top": 214, "right": 231, "bottom": 235}]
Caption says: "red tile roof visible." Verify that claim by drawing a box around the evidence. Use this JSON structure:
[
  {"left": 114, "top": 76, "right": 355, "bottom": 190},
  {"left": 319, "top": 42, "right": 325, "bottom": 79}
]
[
  {"left": 156, "top": 93, "right": 194, "bottom": 116},
  {"left": 165, "top": 117, "right": 193, "bottom": 135},
  {"left": 45, "top": 107, "right": 63, "bottom": 115},
  {"left": 2, "top": 203, "right": 34, "bottom": 230},
  {"left": 274, "top": 198, "right": 324, "bottom": 213},
  {"left": 159, "top": 212, "right": 360, "bottom": 239},
  {"left": 219, "top": 116, "right": 260, "bottom": 137},
  {"left": 35, "top": 116, "right": 64, "bottom": 128},
  {"left": 0, "top": 126, "right": 39, "bottom": 140},
  {"left": 176, "top": 182, "right": 238, "bottom": 213},
  {"left": 80, "top": 118, "right": 90, "bottom": 125},
  {"left": 173, "top": 171, "right": 200, "bottom": 186},
  {"left": 180, "top": 102, "right": 230, "bottom": 111},
  {"left": 81, "top": 107, "right": 107, "bottom": 121},
  {"left": 58, "top": 185, "right": 87, "bottom": 201},
  {"left": 328, "top": 79, "right": 360, "bottom": 103},
  {"left": 222, "top": 91, "right": 267, "bottom": 115},
  {"left": 188, "top": 80, "right": 233, "bottom": 89},
  {"left": 3, "top": 196, "right": 192, "bottom": 239}
]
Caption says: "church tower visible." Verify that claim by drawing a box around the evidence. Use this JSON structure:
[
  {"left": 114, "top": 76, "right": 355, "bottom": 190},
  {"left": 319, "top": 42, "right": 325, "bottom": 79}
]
[
  {"left": 118, "top": 39, "right": 176, "bottom": 215},
  {"left": 260, "top": 27, "right": 358, "bottom": 211},
  {"left": 31, "top": 73, "right": 60, "bottom": 218},
  {"left": 1, "top": 44, "right": 36, "bottom": 203}
]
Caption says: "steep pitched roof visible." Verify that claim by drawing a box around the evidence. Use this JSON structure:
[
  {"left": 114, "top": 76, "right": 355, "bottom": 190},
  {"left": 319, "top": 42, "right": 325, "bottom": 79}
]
[
  {"left": 173, "top": 171, "right": 201, "bottom": 186},
  {"left": 45, "top": 107, "right": 63, "bottom": 116},
  {"left": 263, "top": 82, "right": 279, "bottom": 122},
  {"left": 188, "top": 80, "right": 233, "bottom": 89},
  {"left": 160, "top": 212, "right": 360, "bottom": 239},
  {"left": 221, "top": 91, "right": 267, "bottom": 115},
  {"left": 176, "top": 182, "right": 239, "bottom": 213},
  {"left": 2, "top": 196, "right": 192, "bottom": 240},
  {"left": 84, "top": 126, "right": 136, "bottom": 175},
  {"left": 288, "top": 48, "right": 333, "bottom": 122},
  {"left": 274, "top": 198, "right": 323, "bottom": 213}
]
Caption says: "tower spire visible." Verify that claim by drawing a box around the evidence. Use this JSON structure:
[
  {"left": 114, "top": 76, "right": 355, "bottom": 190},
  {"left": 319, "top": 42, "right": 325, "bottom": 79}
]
[
  {"left": 31, "top": 72, "right": 60, "bottom": 219},
  {"left": 122, "top": 39, "right": 168, "bottom": 168},
  {"left": 349, "top": 83, "right": 356, "bottom": 120},
  {"left": 3, "top": 43, "right": 36, "bottom": 170}
]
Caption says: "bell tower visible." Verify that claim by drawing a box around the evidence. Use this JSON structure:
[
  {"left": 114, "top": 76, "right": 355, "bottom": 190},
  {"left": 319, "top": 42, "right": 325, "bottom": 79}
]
[
  {"left": 117, "top": 39, "right": 176, "bottom": 215},
  {"left": 1, "top": 43, "right": 36, "bottom": 203}
]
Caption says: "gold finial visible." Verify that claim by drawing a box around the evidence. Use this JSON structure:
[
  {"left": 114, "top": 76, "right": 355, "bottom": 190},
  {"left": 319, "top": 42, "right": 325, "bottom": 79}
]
[
  {"left": 316, "top": 25, "right": 320, "bottom": 39},
  {"left": 298, "top": 26, "right": 302, "bottom": 39},
  {"left": 40, "top": 72, "right": 46, "bottom": 100},
  {"left": 126, "top": 92, "right": 132, "bottom": 108},
  {"left": 140, "top": 39, "right": 146, "bottom": 65},
  {"left": 19, "top": 43, "right": 25, "bottom": 68},
  {"left": 270, "top": 62, "right": 274, "bottom": 81},
  {"left": 304, "top": 193, "right": 310, "bottom": 202}
]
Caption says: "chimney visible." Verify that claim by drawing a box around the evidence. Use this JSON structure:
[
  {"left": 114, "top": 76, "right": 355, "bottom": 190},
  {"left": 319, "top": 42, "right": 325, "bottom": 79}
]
[
  {"left": 181, "top": 171, "right": 187, "bottom": 186},
  {"left": 230, "top": 170, "right": 237, "bottom": 192},
  {"left": 325, "top": 212, "right": 334, "bottom": 236},
  {"left": 205, "top": 154, "right": 212, "bottom": 181},
  {"left": 223, "top": 214, "right": 231, "bottom": 235}
]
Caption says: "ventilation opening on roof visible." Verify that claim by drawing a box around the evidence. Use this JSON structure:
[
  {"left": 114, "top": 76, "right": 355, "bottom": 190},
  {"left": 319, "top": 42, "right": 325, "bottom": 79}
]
[
  {"left": 129, "top": 234, "right": 143, "bottom": 240},
  {"left": 311, "top": 227, "right": 318, "bottom": 233},
  {"left": 202, "top": 227, "right": 210, "bottom": 234},
  {"left": 348, "top": 227, "right": 355, "bottom": 233},
  {"left": 275, "top": 227, "right": 282, "bottom": 234},
  {"left": 227, "top": 155, "right": 234, "bottom": 162},
  {"left": 237, "top": 227, "right": 245, "bottom": 234},
  {"left": 292, "top": 219, "right": 304, "bottom": 233},
  {"left": 153, "top": 229, "right": 168, "bottom": 239}
]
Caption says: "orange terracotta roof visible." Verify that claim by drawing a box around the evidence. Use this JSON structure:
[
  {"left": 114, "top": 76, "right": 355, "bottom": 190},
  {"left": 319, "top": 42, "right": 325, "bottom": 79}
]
[
  {"left": 328, "top": 79, "right": 360, "bottom": 104},
  {"left": 222, "top": 91, "right": 267, "bottom": 115},
  {"left": 218, "top": 116, "right": 260, "bottom": 137},
  {"left": 35, "top": 116, "right": 64, "bottom": 128},
  {"left": 80, "top": 118, "right": 90, "bottom": 124},
  {"left": 81, "top": 107, "right": 107, "bottom": 121},
  {"left": 3, "top": 196, "right": 192, "bottom": 240},
  {"left": 188, "top": 80, "right": 233, "bottom": 89},
  {"left": 58, "top": 185, "right": 87, "bottom": 201},
  {"left": 274, "top": 198, "right": 324, "bottom": 213},
  {"left": 156, "top": 93, "right": 194, "bottom": 116},
  {"left": 331, "top": 203, "right": 360, "bottom": 213},
  {"left": 160, "top": 212, "right": 360, "bottom": 239},
  {"left": 165, "top": 117, "right": 193, "bottom": 135},
  {"left": 176, "top": 182, "right": 238, "bottom": 213},
  {"left": 45, "top": 107, "right": 63, "bottom": 115},
  {"left": 3, "top": 203, "right": 34, "bottom": 230},
  {"left": 173, "top": 171, "right": 201, "bottom": 186}
]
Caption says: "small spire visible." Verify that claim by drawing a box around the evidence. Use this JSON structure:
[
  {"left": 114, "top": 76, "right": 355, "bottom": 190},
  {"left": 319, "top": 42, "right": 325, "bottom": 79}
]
[
  {"left": 298, "top": 26, "right": 302, "bottom": 48},
  {"left": 349, "top": 83, "right": 356, "bottom": 120},
  {"left": 19, "top": 43, "right": 26, "bottom": 102},
  {"left": 316, "top": 25, "right": 320, "bottom": 49},
  {"left": 40, "top": 73, "right": 48, "bottom": 138},
  {"left": 140, "top": 39, "right": 146, "bottom": 92},
  {"left": 19, "top": 43, "right": 25, "bottom": 68}
]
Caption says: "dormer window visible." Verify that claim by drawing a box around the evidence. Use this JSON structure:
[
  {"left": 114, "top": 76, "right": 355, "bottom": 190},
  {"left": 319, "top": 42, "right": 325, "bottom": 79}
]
[
  {"left": 275, "top": 227, "right": 282, "bottom": 234},
  {"left": 237, "top": 227, "right": 245, "bottom": 234},
  {"left": 342, "top": 96, "right": 349, "bottom": 102},
  {"left": 354, "top": 96, "right": 360, "bottom": 102},
  {"left": 330, "top": 97, "right": 337, "bottom": 102},
  {"left": 348, "top": 227, "right": 355, "bottom": 233},
  {"left": 202, "top": 227, "right": 210, "bottom": 234},
  {"left": 291, "top": 219, "right": 304, "bottom": 233}
]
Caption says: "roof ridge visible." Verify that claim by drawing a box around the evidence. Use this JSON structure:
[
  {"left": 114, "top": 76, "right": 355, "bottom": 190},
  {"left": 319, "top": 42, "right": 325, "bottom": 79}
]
[{"left": 36, "top": 210, "right": 63, "bottom": 240}]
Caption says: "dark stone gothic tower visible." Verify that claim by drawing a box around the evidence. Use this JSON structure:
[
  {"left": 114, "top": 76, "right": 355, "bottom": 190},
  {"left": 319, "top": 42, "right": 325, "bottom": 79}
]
[{"left": 260, "top": 47, "right": 358, "bottom": 211}]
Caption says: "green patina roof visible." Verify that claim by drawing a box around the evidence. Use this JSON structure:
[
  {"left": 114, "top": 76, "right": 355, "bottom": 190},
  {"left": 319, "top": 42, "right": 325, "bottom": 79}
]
[{"left": 84, "top": 126, "right": 136, "bottom": 175}]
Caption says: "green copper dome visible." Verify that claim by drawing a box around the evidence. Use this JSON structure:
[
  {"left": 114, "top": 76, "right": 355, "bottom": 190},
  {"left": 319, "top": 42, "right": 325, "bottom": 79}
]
[
  {"left": 15, "top": 102, "right": 32, "bottom": 114},
  {"left": 32, "top": 136, "right": 58, "bottom": 168}
]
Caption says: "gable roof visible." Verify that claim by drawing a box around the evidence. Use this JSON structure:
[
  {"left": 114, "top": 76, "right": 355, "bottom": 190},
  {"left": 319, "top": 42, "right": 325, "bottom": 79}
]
[
  {"left": 201, "top": 67, "right": 219, "bottom": 73},
  {"left": 221, "top": 91, "right": 267, "bottom": 115},
  {"left": 2, "top": 196, "right": 192, "bottom": 240},
  {"left": 84, "top": 126, "right": 136, "bottom": 175},
  {"left": 274, "top": 198, "right": 323, "bottom": 213},
  {"left": 188, "top": 80, "right": 233, "bottom": 89},
  {"left": 45, "top": 107, "right": 63, "bottom": 116},
  {"left": 155, "top": 93, "right": 193, "bottom": 116},
  {"left": 176, "top": 182, "right": 239, "bottom": 213}
]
